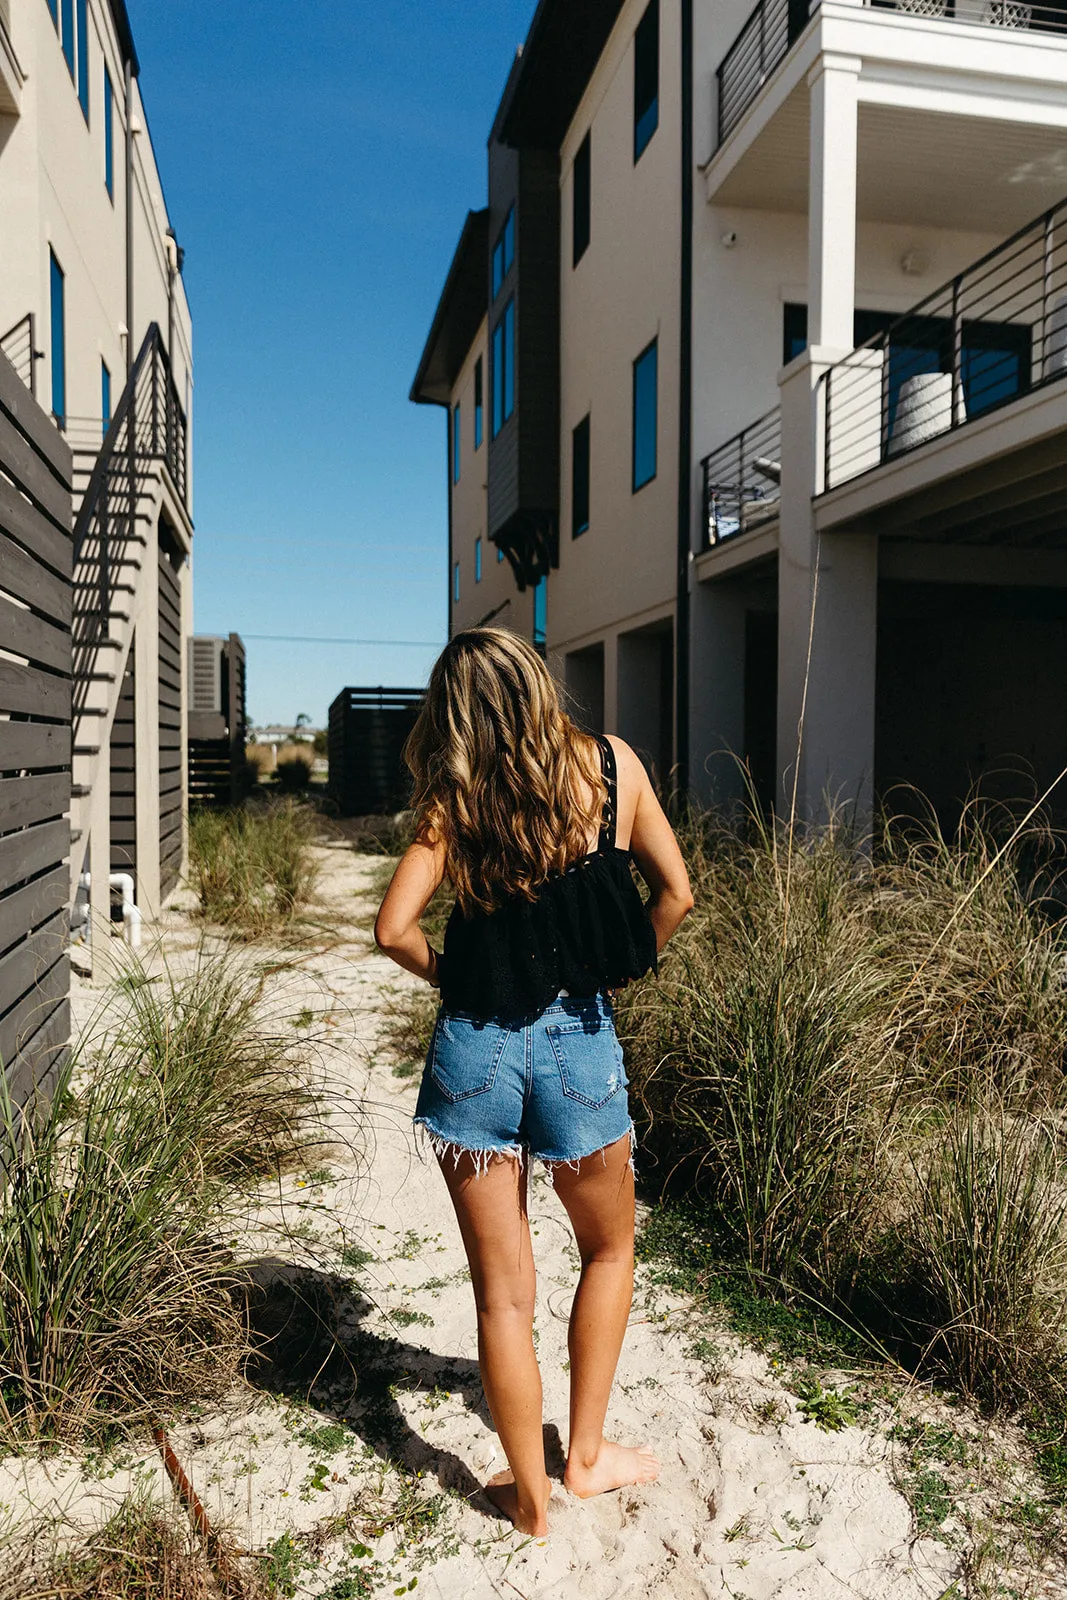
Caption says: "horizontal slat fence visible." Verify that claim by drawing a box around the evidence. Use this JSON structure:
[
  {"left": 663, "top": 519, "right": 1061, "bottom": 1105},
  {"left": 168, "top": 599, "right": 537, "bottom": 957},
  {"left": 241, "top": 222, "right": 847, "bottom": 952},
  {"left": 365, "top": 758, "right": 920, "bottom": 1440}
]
[
  {"left": 328, "top": 687, "right": 424, "bottom": 817},
  {"left": 0, "top": 350, "right": 72, "bottom": 1101}
]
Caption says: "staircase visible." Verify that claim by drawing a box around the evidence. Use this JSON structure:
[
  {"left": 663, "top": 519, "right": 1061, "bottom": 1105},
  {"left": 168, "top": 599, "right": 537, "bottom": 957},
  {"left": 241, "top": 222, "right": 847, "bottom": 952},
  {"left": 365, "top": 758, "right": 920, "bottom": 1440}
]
[{"left": 68, "top": 323, "right": 189, "bottom": 940}]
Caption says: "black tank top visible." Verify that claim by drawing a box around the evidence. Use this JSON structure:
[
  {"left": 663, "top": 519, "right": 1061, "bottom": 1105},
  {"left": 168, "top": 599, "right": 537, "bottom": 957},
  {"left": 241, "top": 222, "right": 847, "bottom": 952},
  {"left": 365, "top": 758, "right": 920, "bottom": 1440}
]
[{"left": 437, "top": 736, "right": 658, "bottom": 1022}]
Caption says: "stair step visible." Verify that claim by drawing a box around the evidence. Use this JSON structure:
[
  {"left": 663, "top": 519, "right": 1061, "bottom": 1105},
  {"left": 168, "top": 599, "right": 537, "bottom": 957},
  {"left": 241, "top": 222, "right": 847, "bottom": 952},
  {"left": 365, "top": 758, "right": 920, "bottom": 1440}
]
[
  {"left": 87, "top": 671, "right": 117, "bottom": 684},
  {"left": 71, "top": 784, "right": 90, "bottom": 798},
  {"left": 73, "top": 745, "right": 101, "bottom": 757},
  {"left": 71, "top": 827, "right": 83, "bottom": 844},
  {"left": 77, "top": 707, "right": 108, "bottom": 717}
]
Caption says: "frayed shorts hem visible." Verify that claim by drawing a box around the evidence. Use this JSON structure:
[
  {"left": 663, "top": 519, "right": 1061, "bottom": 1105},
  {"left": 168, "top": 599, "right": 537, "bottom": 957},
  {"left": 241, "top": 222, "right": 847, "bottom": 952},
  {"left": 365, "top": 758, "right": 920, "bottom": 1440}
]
[{"left": 413, "top": 1115, "right": 637, "bottom": 1185}]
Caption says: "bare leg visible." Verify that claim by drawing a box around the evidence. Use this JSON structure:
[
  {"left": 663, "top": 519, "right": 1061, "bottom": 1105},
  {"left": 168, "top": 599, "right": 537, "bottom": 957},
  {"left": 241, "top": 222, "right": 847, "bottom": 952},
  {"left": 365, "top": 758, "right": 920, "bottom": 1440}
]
[
  {"left": 549, "top": 1134, "right": 661, "bottom": 1498},
  {"left": 435, "top": 1147, "right": 552, "bottom": 1535}
]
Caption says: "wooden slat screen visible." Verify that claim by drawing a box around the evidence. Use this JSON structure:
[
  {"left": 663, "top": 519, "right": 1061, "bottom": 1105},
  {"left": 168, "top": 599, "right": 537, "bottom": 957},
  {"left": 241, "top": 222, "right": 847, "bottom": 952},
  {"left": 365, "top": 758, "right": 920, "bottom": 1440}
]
[
  {"left": 328, "top": 686, "right": 423, "bottom": 817},
  {"left": 0, "top": 351, "right": 73, "bottom": 1100},
  {"left": 109, "top": 650, "right": 136, "bottom": 874},
  {"left": 158, "top": 540, "right": 183, "bottom": 895}
]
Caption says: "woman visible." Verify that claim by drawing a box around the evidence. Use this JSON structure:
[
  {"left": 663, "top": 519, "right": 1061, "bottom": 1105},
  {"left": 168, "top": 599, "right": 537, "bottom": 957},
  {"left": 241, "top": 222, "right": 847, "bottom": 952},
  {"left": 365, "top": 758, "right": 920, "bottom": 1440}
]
[{"left": 374, "top": 627, "right": 693, "bottom": 1536}]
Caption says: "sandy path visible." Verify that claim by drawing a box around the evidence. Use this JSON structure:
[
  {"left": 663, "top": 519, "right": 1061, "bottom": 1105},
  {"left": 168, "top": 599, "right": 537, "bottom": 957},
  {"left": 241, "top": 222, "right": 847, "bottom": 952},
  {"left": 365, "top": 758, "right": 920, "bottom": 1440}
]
[{"left": 7, "top": 839, "right": 1051, "bottom": 1597}]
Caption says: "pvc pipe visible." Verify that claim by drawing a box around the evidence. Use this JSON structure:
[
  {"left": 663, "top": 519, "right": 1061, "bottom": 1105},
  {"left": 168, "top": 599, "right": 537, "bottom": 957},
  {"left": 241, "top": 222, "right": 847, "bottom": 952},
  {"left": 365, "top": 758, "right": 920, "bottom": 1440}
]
[{"left": 78, "top": 871, "right": 142, "bottom": 948}]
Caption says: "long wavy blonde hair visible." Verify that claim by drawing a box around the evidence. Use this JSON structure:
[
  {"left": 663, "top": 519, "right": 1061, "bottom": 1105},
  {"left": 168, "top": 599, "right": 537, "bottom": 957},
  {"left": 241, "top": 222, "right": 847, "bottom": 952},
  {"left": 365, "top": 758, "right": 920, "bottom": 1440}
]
[{"left": 404, "top": 627, "right": 608, "bottom": 916}]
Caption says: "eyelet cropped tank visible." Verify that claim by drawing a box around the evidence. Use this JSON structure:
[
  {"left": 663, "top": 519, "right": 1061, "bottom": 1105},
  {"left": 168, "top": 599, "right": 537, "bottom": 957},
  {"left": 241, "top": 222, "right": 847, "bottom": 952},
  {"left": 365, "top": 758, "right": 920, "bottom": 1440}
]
[{"left": 436, "top": 735, "right": 658, "bottom": 1023}]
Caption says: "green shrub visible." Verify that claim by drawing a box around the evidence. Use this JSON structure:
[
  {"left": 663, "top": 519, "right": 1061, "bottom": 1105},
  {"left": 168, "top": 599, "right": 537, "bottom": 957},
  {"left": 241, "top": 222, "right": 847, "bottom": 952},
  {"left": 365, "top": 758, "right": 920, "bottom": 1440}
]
[{"left": 274, "top": 756, "right": 312, "bottom": 793}]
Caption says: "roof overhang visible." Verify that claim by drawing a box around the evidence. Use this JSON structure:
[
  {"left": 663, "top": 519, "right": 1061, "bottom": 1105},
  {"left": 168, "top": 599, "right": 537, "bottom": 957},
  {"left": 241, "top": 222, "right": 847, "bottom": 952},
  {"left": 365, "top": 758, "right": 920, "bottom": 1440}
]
[
  {"left": 410, "top": 209, "right": 489, "bottom": 407},
  {"left": 497, "top": 0, "right": 626, "bottom": 150}
]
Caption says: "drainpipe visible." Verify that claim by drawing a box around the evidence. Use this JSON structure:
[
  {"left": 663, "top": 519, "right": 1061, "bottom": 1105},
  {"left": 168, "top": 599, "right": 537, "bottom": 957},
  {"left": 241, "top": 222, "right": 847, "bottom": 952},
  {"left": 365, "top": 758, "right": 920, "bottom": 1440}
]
[
  {"left": 78, "top": 872, "right": 143, "bottom": 949},
  {"left": 674, "top": 0, "right": 694, "bottom": 802},
  {"left": 124, "top": 56, "right": 134, "bottom": 377}
]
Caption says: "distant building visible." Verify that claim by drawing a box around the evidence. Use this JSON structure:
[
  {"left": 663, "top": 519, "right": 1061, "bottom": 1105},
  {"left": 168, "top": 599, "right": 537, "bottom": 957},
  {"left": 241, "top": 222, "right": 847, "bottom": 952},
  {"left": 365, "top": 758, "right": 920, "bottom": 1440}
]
[{"left": 415, "top": 0, "right": 1067, "bottom": 825}]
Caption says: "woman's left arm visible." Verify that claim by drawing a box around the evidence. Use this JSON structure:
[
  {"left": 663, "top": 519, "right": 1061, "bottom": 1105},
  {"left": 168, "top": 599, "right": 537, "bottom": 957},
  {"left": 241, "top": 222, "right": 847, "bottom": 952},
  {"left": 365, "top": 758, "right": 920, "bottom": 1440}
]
[{"left": 373, "top": 832, "right": 449, "bottom": 986}]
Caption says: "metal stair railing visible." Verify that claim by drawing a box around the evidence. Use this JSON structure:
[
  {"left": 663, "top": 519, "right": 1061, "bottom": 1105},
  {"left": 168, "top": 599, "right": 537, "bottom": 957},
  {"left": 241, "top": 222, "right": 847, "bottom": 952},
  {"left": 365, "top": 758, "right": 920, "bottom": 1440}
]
[{"left": 71, "top": 322, "right": 189, "bottom": 721}]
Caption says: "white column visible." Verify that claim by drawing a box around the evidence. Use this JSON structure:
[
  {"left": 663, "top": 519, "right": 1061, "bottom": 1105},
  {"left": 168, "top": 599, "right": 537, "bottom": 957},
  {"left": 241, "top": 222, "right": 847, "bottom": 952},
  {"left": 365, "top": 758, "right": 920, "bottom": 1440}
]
[
  {"left": 178, "top": 553, "right": 192, "bottom": 879},
  {"left": 776, "top": 349, "right": 877, "bottom": 830},
  {"left": 807, "top": 54, "right": 860, "bottom": 349}
]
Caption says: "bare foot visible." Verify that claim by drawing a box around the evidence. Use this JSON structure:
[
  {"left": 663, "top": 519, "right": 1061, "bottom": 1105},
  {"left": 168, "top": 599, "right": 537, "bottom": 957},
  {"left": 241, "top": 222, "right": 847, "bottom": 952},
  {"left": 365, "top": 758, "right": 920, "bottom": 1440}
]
[
  {"left": 563, "top": 1440, "right": 661, "bottom": 1499},
  {"left": 483, "top": 1468, "right": 552, "bottom": 1536}
]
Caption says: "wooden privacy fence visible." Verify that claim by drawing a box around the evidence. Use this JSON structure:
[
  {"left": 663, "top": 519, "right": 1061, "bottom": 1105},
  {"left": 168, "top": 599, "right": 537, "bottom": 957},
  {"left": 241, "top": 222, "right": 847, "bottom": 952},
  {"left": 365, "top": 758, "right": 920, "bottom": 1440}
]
[
  {"left": 328, "top": 687, "right": 424, "bottom": 817},
  {"left": 0, "top": 350, "right": 72, "bottom": 1100},
  {"left": 188, "top": 633, "right": 248, "bottom": 807}
]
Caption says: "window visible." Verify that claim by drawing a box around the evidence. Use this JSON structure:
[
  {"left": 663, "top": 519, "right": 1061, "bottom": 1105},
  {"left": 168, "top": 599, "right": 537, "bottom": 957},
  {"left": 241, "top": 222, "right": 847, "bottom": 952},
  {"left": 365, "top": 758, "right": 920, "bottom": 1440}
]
[
  {"left": 572, "top": 415, "right": 591, "bottom": 537},
  {"left": 573, "top": 132, "right": 591, "bottom": 267},
  {"left": 61, "top": 0, "right": 75, "bottom": 77},
  {"left": 492, "top": 206, "right": 515, "bottom": 301},
  {"left": 632, "top": 339, "right": 657, "bottom": 491},
  {"left": 474, "top": 357, "right": 483, "bottom": 448},
  {"left": 101, "top": 359, "right": 111, "bottom": 429},
  {"left": 104, "top": 66, "right": 114, "bottom": 197},
  {"left": 49, "top": 249, "right": 65, "bottom": 429},
  {"left": 452, "top": 404, "right": 461, "bottom": 484},
  {"left": 634, "top": 0, "right": 659, "bottom": 163},
  {"left": 533, "top": 577, "right": 547, "bottom": 653},
  {"left": 784, "top": 301, "right": 1032, "bottom": 430},
  {"left": 491, "top": 297, "right": 515, "bottom": 437},
  {"left": 46, "top": 0, "right": 58, "bottom": 23},
  {"left": 453, "top": 562, "right": 460, "bottom": 604},
  {"left": 76, "top": 0, "right": 89, "bottom": 119},
  {"left": 475, "top": 537, "right": 482, "bottom": 583},
  {"left": 498, "top": 544, "right": 504, "bottom": 562}
]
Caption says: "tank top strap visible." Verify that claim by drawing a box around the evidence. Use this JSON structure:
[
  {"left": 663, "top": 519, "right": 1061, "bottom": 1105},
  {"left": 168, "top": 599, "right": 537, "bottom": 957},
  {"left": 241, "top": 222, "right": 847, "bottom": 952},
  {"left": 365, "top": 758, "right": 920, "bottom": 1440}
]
[{"left": 596, "top": 735, "right": 618, "bottom": 851}]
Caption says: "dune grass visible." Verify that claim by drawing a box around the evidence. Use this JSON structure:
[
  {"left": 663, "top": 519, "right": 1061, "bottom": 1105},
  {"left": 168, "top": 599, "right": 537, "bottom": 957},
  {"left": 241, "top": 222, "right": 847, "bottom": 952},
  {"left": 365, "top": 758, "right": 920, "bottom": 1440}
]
[
  {"left": 0, "top": 950, "right": 325, "bottom": 1443},
  {"left": 188, "top": 802, "right": 319, "bottom": 937},
  {"left": 618, "top": 801, "right": 1067, "bottom": 1425}
]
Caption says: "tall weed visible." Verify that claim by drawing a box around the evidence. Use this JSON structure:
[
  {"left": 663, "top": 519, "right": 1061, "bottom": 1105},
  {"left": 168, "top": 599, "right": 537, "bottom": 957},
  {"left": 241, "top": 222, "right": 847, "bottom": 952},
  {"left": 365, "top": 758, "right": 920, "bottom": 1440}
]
[{"left": 188, "top": 803, "right": 319, "bottom": 936}]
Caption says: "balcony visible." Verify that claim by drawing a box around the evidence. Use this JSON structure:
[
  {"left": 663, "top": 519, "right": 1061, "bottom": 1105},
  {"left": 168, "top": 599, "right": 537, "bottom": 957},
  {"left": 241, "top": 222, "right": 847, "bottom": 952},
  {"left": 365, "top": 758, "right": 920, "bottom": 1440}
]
[
  {"left": 716, "top": 0, "right": 1067, "bottom": 150},
  {"left": 816, "top": 197, "right": 1067, "bottom": 541},
  {"left": 707, "top": 0, "right": 1067, "bottom": 238},
  {"left": 701, "top": 407, "right": 782, "bottom": 548},
  {"left": 0, "top": 0, "right": 22, "bottom": 115}
]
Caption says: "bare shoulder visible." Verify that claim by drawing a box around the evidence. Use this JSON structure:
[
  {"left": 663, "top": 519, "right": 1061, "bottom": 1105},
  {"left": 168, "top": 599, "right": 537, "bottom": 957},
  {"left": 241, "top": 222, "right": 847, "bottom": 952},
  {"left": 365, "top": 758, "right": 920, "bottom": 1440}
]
[{"left": 604, "top": 735, "right": 651, "bottom": 792}]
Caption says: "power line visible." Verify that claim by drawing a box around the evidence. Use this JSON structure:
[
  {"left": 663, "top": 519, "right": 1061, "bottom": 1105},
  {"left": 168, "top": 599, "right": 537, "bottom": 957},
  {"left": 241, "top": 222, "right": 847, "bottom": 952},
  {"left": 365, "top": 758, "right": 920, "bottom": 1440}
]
[{"left": 240, "top": 633, "right": 443, "bottom": 647}]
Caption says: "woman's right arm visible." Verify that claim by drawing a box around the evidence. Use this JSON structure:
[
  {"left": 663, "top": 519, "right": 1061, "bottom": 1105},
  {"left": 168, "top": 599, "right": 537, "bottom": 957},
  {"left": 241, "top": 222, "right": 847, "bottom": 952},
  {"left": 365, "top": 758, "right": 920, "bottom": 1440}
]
[{"left": 614, "top": 739, "right": 694, "bottom": 952}]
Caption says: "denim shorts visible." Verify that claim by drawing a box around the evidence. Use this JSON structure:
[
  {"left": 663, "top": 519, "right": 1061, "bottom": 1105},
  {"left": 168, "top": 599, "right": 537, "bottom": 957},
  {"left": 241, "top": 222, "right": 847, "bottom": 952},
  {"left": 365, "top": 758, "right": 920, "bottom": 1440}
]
[{"left": 413, "top": 993, "right": 635, "bottom": 1181}]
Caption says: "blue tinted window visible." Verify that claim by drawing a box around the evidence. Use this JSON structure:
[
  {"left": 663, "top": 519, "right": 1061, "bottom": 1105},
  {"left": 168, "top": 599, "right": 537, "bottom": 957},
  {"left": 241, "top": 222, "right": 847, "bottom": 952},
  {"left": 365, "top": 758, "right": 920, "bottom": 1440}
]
[
  {"left": 475, "top": 538, "right": 482, "bottom": 583},
  {"left": 76, "top": 0, "right": 89, "bottom": 119},
  {"left": 452, "top": 404, "right": 461, "bottom": 484},
  {"left": 498, "top": 545, "right": 504, "bottom": 563},
  {"left": 492, "top": 206, "right": 515, "bottom": 301},
  {"left": 49, "top": 250, "right": 65, "bottom": 428},
  {"left": 492, "top": 298, "right": 515, "bottom": 437},
  {"left": 61, "top": 0, "right": 74, "bottom": 77},
  {"left": 634, "top": 0, "right": 659, "bottom": 162},
  {"left": 632, "top": 339, "right": 657, "bottom": 491},
  {"left": 533, "top": 578, "right": 547, "bottom": 651},
  {"left": 104, "top": 67, "right": 114, "bottom": 195},
  {"left": 101, "top": 359, "right": 111, "bottom": 428},
  {"left": 453, "top": 562, "right": 460, "bottom": 604},
  {"left": 503, "top": 300, "right": 515, "bottom": 423},
  {"left": 46, "top": 0, "right": 58, "bottom": 23},
  {"left": 474, "top": 358, "right": 483, "bottom": 448}
]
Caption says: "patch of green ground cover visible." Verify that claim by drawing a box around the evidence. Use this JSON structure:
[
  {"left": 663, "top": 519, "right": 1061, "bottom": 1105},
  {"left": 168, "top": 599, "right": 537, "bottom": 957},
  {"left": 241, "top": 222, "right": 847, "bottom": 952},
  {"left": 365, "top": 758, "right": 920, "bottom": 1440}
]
[{"left": 636, "top": 1201, "right": 871, "bottom": 1368}]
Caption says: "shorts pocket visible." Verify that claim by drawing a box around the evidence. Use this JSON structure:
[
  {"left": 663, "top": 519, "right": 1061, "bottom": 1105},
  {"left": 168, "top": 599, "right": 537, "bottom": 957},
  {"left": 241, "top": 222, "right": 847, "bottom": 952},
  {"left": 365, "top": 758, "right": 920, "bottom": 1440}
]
[
  {"left": 429, "top": 1012, "right": 509, "bottom": 1103},
  {"left": 547, "top": 1018, "right": 626, "bottom": 1111}
]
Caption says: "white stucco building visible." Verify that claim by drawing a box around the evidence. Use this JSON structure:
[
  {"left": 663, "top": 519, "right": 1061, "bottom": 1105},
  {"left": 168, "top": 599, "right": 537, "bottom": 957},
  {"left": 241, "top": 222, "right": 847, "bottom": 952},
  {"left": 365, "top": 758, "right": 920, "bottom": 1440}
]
[
  {"left": 417, "top": 0, "right": 1067, "bottom": 827},
  {"left": 0, "top": 0, "right": 193, "bottom": 942}
]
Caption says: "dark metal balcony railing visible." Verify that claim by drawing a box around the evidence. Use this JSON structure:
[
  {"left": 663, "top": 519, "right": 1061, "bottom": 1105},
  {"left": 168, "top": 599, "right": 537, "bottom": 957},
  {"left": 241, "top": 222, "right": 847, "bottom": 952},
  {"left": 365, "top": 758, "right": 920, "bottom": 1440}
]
[
  {"left": 701, "top": 406, "right": 783, "bottom": 547},
  {"left": 0, "top": 313, "right": 42, "bottom": 399},
  {"left": 821, "top": 197, "right": 1067, "bottom": 492},
  {"left": 716, "top": 0, "right": 1067, "bottom": 150}
]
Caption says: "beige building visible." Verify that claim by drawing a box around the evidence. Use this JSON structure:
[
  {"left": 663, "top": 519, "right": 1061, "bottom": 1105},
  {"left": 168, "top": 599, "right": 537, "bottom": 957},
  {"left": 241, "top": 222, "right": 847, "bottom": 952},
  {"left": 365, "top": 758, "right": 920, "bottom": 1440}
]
[
  {"left": 416, "top": 0, "right": 1067, "bottom": 825},
  {"left": 0, "top": 0, "right": 193, "bottom": 949}
]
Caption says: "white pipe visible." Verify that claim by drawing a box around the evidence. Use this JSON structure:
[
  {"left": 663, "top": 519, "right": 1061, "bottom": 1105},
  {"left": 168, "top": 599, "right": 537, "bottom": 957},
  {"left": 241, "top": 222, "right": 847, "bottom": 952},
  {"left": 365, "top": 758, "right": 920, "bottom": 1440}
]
[{"left": 78, "top": 872, "right": 143, "bottom": 949}]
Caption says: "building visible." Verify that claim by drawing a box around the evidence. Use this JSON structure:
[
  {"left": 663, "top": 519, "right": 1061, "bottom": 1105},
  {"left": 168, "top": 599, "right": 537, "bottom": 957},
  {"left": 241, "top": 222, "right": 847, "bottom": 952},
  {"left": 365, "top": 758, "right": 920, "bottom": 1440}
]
[
  {"left": 414, "top": 0, "right": 1067, "bottom": 826},
  {"left": 0, "top": 0, "right": 192, "bottom": 1085}
]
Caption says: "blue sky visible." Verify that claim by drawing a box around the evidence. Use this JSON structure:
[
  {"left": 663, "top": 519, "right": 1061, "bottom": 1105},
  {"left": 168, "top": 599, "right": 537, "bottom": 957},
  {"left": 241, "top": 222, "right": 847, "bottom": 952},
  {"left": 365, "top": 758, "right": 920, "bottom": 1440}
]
[{"left": 125, "top": 1, "right": 536, "bottom": 728}]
